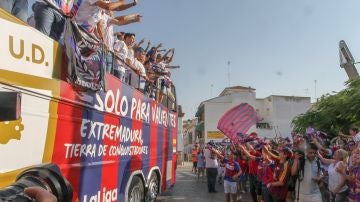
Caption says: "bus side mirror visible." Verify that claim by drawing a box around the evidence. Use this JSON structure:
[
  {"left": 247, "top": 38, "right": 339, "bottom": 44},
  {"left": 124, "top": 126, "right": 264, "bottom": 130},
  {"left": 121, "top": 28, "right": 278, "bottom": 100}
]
[{"left": 0, "top": 92, "right": 21, "bottom": 121}]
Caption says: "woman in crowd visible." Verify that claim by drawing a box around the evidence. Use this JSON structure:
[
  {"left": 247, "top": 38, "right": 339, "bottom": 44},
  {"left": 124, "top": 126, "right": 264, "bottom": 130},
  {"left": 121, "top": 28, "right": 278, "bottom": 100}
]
[
  {"left": 336, "top": 147, "right": 360, "bottom": 202},
  {"left": 318, "top": 148, "right": 349, "bottom": 202},
  {"left": 266, "top": 147, "right": 292, "bottom": 202}
]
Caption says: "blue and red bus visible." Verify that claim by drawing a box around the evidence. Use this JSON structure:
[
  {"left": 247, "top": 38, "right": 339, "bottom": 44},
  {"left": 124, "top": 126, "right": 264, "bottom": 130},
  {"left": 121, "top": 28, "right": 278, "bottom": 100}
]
[{"left": 0, "top": 8, "right": 178, "bottom": 202}]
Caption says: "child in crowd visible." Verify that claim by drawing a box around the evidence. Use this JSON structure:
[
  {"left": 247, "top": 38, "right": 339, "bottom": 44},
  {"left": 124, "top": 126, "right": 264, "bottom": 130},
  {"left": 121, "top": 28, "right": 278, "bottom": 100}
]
[{"left": 197, "top": 149, "right": 206, "bottom": 181}]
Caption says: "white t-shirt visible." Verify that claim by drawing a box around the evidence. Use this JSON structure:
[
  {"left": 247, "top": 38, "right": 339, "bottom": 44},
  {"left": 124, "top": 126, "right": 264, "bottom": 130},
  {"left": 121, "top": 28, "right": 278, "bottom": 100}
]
[
  {"left": 113, "top": 40, "right": 128, "bottom": 71},
  {"left": 134, "top": 59, "right": 146, "bottom": 89},
  {"left": 204, "top": 148, "right": 219, "bottom": 168},
  {"left": 157, "top": 61, "right": 168, "bottom": 71},
  {"left": 114, "top": 40, "right": 128, "bottom": 60},
  {"left": 74, "top": 0, "right": 101, "bottom": 32},
  {"left": 296, "top": 158, "right": 322, "bottom": 200},
  {"left": 134, "top": 59, "right": 146, "bottom": 77},
  {"left": 156, "top": 61, "right": 169, "bottom": 80},
  {"left": 127, "top": 48, "right": 135, "bottom": 66}
]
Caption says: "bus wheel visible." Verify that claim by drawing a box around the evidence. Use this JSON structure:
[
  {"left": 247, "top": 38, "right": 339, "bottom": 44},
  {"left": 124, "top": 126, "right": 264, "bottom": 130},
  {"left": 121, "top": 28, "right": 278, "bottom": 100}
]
[
  {"left": 128, "top": 176, "right": 145, "bottom": 202},
  {"left": 146, "top": 173, "right": 159, "bottom": 202}
]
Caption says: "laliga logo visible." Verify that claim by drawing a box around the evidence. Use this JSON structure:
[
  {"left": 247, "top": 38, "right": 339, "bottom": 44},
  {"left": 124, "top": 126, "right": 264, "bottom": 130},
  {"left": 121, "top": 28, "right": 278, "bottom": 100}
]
[
  {"left": 0, "top": 118, "right": 24, "bottom": 144},
  {"left": 8, "top": 36, "right": 49, "bottom": 67}
]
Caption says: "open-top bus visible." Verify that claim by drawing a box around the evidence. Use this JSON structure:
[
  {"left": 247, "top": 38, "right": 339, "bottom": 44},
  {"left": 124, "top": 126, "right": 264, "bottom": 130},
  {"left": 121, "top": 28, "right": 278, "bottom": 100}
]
[{"left": 0, "top": 8, "right": 178, "bottom": 202}]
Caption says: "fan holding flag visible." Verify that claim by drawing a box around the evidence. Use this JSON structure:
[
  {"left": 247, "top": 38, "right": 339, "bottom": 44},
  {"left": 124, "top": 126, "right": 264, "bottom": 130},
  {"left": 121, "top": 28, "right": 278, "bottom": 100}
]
[{"left": 217, "top": 103, "right": 263, "bottom": 143}]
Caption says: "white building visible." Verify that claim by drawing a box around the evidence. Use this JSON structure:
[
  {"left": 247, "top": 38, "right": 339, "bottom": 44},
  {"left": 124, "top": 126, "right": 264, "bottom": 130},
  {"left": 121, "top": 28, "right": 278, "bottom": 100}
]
[
  {"left": 195, "top": 86, "right": 311, "bottom": 145},
  {"left": 256, "top": 95, "right": 311, "bottom": 139},
  {"left": 182, "top": 118, "right": 198, "bottom": 161}
]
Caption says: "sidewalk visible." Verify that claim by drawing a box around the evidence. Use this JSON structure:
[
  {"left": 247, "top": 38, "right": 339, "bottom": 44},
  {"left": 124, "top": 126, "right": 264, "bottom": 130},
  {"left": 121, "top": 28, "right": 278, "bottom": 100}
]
[{"left": 176, "top": 161, "right": 193, "bottom": 171}]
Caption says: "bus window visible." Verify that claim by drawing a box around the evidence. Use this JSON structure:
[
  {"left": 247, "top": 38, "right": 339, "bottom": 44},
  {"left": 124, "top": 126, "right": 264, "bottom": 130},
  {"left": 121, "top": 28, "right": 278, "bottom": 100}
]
[{"left": 0, "top": 91, "right": 21, "bottom": 122}]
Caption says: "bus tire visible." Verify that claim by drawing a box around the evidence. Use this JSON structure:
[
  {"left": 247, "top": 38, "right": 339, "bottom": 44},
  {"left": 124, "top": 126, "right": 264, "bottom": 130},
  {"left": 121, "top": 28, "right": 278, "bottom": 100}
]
[
  {"left": 128, "top": 176, "right": 145, "bottom": 202},
  {"left": 146, "top": 172, "right": 159, "bottom": 202}
]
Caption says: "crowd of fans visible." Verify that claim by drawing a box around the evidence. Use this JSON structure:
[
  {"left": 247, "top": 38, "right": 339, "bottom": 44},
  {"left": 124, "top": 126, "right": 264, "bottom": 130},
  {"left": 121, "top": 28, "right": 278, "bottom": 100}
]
[
  {"left": 3, "top": 2, "right": 359, "bottom": 202},
  {"left": 0, "top": 0, "right": 177, "bottom": 107},
  {"left": 191, "top": 127, "right": 360, "bottom": 202}
]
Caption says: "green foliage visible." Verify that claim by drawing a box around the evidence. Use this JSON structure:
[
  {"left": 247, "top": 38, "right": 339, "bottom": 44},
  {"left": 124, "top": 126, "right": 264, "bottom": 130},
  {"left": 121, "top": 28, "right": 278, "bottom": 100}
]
[{"left": 292, "top": 78, "right": 360, "bottom": 138}]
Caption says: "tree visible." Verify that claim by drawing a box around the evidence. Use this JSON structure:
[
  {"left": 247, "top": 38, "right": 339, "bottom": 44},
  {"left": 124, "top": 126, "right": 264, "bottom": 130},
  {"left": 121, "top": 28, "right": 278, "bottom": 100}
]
[{"left": 292, "top": 78, "right": 360, "bottom": 138}]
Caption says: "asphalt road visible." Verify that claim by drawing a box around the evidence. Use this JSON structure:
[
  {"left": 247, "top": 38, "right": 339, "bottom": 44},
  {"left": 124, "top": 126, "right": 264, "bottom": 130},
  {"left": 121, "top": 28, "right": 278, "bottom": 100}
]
[{"left": 156, "top": 162, "right": 253, "bottom": 202}]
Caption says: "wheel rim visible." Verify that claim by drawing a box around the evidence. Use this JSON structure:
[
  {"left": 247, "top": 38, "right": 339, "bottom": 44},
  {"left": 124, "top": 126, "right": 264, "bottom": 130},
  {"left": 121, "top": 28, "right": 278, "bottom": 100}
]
[
  {"left": 148, "top": 178, "right": 158, "bottom": 200},
  {"left": 129, "top": 184, "right": 143, "bottom": 202}
]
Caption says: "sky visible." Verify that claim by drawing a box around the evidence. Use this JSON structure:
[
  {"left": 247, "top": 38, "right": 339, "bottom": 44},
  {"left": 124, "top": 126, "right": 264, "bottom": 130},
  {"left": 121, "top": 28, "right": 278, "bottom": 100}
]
[{"left": 29, "top": 0, "right": 360, "bottom": 119}]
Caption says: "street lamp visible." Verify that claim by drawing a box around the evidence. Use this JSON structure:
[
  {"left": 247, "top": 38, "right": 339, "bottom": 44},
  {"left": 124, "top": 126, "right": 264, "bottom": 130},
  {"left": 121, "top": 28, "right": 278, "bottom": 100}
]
[{"left": 339, "top": 40, "right": 359, "bottom": 80}]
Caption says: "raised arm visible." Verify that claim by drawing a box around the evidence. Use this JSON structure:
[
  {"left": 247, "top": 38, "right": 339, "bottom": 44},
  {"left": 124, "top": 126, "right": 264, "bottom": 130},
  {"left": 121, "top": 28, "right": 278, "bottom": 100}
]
[
  {"left": 136, "top": 38, "right": 145, "bottom": 47},
  {"left": 263, "top": 152, "right": 271, "bottom": 162},
  {"left": 291, "top": 153, "right": 301, "bottom": 176},
  {"left": 263, "top": 145, "right": 280, "bottom": 161},
  {"left": 111, "top": 14, "right": 141, "bottom": 26},
  {"left": 96, "top": 0, "right": 137, "bottom": 11},
  {"left": 144, "top": 41, "right": 151, "bottom": 52},
  {"left": 155, "top": 43, "right": 162, "bottom": 51},
  {"left": 311, "top": 137, "right": 325, "bottom": 151},
  {"left": 318, "top": 151, "right": 335, "bottom": 165},
  {"left": 160, "top": 49, "right": 171, "bottom": 61},
  {"left": 167, "top": 48, "right": 175, "bottom": 63},
  {"left": 246, "top": 143, "right": 256, "bottom": 153},
  {"left": 239, "top": 144, "right": 256, "bottom": 160},
  {"left": 204, "top": 147, "right": 224, "bottom": 161}
]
